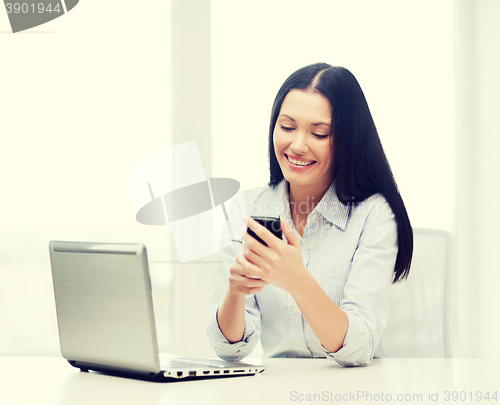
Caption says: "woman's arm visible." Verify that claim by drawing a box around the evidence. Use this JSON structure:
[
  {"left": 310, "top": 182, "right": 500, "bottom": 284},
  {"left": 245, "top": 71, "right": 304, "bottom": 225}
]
[
  {"left": 206, "top": 190, "right": 268, "bottom": 362},
  {"left": 217, "top": 259, "right": 267, "bottom": 343},
  {"left": 217, "top": 289, "right": 246, "bottom": 343},
  {"left": 290, "top": 272, "right": 349, "bottom": 353},
  {"left": 206, "top": 241, "right": 265, "bottom": 361}
]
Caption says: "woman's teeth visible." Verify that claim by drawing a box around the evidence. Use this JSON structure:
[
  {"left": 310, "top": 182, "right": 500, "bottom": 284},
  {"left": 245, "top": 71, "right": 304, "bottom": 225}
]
[{"left": 287, "top": 156, "right": 314, "bottom": 166}]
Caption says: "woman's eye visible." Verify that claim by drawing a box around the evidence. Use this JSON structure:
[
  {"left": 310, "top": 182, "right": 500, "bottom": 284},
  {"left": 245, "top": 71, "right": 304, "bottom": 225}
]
[
  {"left": 313, "top": 134, "right": 329, "bottom": 139},
  {"left": 280, "top": 125, "right": 294, "bottom": 131}
]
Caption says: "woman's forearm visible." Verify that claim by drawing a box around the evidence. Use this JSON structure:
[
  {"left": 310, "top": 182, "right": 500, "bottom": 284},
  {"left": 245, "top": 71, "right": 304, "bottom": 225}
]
[
  {"left": 216, "top": 287, "right": 247, "bottom": 343},
  {"left": 291, "top": 272, "right": 349, "bottom": 353}
]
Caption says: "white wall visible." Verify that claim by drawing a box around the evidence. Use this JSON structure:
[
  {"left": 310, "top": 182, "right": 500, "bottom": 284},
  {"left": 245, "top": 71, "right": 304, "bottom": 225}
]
[
  {"left": 0, "top": 0, "right": 174, "bottom": 355},
  {"left": 454, "top": 0, "right": 500, "bottom": 358},
  {"left": 475, "top": 0, "right": 500, "bottom": 358}
]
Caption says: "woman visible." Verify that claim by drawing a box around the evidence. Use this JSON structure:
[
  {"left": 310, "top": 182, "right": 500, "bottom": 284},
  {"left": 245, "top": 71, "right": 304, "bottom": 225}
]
[{"left": 206, "top": 63, "right": 413, "bottom": 367}]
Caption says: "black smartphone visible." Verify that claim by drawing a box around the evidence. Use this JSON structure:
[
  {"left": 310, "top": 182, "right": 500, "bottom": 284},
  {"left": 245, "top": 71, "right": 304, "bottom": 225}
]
[{"left": 247, "top": 216, "right": 282, "bottom": 246}]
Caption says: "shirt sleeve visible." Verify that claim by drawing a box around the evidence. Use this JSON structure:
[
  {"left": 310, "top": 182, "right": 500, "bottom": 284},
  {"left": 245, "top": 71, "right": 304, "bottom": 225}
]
[
  {"left": 206, "top": 195, "right": 262, "bottom": 362},
  {"left": 322, "top": 195, "right": 398, "bottom": 366}
]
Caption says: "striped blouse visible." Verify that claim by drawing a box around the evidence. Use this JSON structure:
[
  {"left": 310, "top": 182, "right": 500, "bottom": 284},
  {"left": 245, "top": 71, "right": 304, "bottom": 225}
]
[{"left": 206, "top": 180, "right": 398, "bottom": 366}]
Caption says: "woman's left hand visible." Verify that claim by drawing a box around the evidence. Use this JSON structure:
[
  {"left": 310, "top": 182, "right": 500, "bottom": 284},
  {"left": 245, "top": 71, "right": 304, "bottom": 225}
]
[{"left": 240, "top": 217, "right": 308, "bottom": 295}]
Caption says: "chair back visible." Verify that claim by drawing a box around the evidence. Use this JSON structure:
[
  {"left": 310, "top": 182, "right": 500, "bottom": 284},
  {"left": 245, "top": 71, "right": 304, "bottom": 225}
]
[{"left": 379, "top": 228, "right": 453, "bottom": 358}]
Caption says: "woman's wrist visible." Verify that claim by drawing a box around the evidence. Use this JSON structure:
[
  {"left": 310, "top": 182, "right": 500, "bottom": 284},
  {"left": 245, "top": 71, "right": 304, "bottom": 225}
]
[{"left": 227, "top": 285, "right": 248, "bottom": 301}]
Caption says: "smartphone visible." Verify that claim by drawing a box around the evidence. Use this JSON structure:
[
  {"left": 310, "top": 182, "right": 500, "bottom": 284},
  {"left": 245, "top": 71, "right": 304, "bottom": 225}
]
[{"left": 247, "top": 216, "right": 282, "bottom": 246}]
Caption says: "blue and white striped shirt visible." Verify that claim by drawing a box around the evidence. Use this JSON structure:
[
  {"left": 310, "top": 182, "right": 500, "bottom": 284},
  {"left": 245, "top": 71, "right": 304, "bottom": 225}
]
[{"left": 206, "top": 180, "right": 398, "bottom": 366}]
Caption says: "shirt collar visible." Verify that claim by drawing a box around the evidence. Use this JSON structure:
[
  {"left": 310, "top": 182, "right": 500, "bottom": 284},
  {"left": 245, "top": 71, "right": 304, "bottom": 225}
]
[
  {"left": 315, "top": 182, "right": 351, "bottom": 231},
  {"left": 278, "top": 180, "right": 351, "bottom": 231}
]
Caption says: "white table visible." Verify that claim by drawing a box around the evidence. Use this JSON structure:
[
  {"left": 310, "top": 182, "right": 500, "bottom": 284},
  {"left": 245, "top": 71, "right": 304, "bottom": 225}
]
[{"left": 0, "top": 357, "right": 499, "bottom": 405}]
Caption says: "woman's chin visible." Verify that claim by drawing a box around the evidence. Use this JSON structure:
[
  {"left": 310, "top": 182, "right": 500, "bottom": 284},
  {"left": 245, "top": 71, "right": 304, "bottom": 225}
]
[{"left": 282, "top": 173, "right": 312, "bottom": 187}]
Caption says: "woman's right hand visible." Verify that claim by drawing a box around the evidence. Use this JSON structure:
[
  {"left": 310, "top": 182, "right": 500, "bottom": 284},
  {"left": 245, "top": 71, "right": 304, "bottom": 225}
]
[{"left": 228, "top": 252, "right": 268, "bottom": 295}]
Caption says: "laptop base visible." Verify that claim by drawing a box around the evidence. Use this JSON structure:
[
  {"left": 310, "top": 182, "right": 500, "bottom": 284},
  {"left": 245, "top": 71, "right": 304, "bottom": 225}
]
[{"left": 68, "top": 360, "right": 259, "bottom": 383}]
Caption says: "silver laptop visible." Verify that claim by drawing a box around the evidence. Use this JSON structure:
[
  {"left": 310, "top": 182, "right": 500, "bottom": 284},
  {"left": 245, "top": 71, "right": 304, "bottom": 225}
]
[{"left": 49, "top": 240, "right": 266, "bottom": 381}]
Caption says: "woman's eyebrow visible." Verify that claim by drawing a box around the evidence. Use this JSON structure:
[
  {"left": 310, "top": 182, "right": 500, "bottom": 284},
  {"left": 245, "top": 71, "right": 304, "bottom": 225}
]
[
  {"left": 279, "top": 114, "right": 331, "bottom": 127},
  {"left": 278, "top": 114, "right": 295, "bottom": 122}
]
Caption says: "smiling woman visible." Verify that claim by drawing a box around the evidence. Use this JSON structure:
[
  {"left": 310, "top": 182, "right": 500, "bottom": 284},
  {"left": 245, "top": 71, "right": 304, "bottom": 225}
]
[{"left": 207, "top": 63, "right": 414, "bottom": 367}]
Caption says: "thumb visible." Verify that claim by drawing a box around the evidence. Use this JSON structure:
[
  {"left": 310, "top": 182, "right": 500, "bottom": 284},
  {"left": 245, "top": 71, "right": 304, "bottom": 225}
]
[{"left": 281, "top": 219, "right": 300, "bottom": 248}]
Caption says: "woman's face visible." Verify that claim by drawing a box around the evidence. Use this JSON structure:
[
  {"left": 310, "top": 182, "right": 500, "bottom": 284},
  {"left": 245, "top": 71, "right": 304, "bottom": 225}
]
[{"left": 273, "top": 89, "right": 335, "bottom": 195}]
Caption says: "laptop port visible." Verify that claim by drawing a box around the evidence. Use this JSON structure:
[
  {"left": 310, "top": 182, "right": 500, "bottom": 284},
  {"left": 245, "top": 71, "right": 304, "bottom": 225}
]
[
  {"left": 214, "top": 370, "right": 220, "bottom": 374},
  {"left": 203, "top": 371, "right": 210, "bottom": 375},
  {"left": 223, "top": 370, "right": 230, "bottom": 374},
  {"left": 177, "top": 371, "right": 183, "bottom": 377},
  {"left": 189, "top": 371, "right": 196, "bottom": 376},
  {"left": 233, "top": 370, "right": 244, "bottom": 373}
]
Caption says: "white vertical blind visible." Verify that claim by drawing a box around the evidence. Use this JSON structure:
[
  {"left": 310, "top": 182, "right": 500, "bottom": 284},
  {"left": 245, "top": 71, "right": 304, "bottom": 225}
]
[
  {"left": 454, "top": 0, "right": 500, "bottom": 358},
  {"left": 167, "top": 0, "right": 219, "bottom": 358}
]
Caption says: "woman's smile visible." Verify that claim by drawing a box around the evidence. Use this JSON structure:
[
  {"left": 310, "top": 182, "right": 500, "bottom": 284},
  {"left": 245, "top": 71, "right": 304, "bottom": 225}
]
[{"left": 285, "top": 154, "right": 317, "bottom": 170}]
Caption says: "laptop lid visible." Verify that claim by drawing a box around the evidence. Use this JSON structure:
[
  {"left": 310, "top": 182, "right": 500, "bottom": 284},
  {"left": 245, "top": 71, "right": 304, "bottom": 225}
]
[{"left": 49, "top": 241, "right": 161, "bottom": 374}]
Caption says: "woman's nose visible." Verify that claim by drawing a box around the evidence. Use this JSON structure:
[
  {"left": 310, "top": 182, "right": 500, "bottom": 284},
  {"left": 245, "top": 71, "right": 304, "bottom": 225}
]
[{"left": 290, "top": 133, "right": 308, "bottom": 154}]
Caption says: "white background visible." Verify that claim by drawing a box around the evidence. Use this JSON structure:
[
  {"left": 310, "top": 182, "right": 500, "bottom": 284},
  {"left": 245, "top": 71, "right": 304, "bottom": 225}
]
[{"left": 0, "top": 0, "right": 175, "bottom": 355}]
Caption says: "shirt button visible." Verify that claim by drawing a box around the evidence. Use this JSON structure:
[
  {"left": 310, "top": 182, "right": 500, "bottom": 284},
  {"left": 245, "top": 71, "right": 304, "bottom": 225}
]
[
  {"left": 295, "top": 340, "right": 302, "bottom": 346},
  {"left": 311, "top": 213, "right": 318, "bottom": 220},
  {"left": 307, "top": 244, "right": 312, "bottom": 251},
  {"left": 292, "top": 307, "right": 298, "bottom": 314},
  {"left": 325, "top": 224, "right": 331, "bottom": 230}
]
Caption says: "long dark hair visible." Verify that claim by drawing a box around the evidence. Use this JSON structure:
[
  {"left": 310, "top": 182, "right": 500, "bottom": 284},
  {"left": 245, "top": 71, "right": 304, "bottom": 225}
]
[{"left": 268, "top": 63, "right": 413, "bottom": 283}]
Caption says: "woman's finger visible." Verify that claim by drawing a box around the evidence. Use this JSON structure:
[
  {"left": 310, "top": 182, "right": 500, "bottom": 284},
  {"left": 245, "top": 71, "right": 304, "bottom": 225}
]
[
  {"left": 279, "top": 219, "right": 300, "bottom": 248},
  {"left": 240, "top": 277, "right": 267, "bottom": 288},
  {"left": 238, "top": 252, "right": 264, "bottom": 279},
  {"left": 241, "top": 228, "right": 267, "bottom": 256},
  {"left": 228, "top": 266, "right": 268, "bottom": 294},
  {"left": 242, "top": 243, "right": 265, "bottom": 268}
]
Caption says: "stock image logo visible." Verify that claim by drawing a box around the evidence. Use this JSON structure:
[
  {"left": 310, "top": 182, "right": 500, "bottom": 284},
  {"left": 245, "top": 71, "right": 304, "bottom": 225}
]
[
  {"left": 128, "top": 141, "right": 244, "bottom": 263},
  {"left": 3, "top": 0, "right": 79, "bottom": 33}
]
